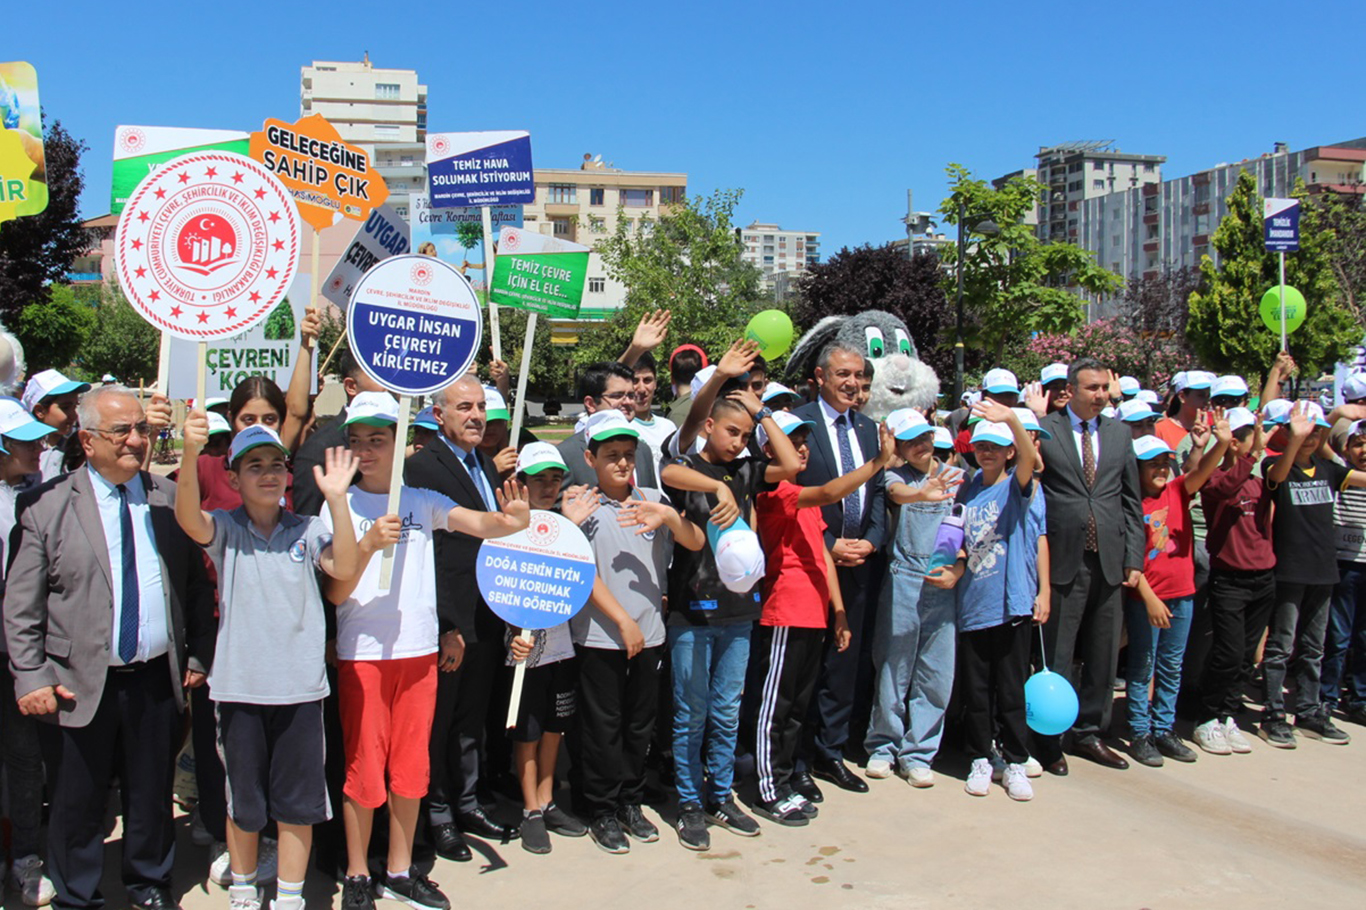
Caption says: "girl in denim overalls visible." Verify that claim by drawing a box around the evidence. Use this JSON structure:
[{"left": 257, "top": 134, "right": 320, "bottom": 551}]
[{"left": 864, "top": 410, "right": 964, "bottom": 787}]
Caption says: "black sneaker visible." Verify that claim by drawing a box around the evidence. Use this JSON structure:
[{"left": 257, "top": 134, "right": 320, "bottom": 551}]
[
  {"left": 1344, "top": 705, "right": 1366, "bottom": 727},
  {"left": 616, "top": 804, "right": 659, "bottom": 843},
  {"left": 753, "top": 794, "right": 809, "bottom": 827},
  {"left": 588, "top": 815, "right": 629, "bottom": 854},
  {"left": 543, "top": 802, "right": 587, "bottom": 837},
  {"left": 676, "top": 802, "right": 710, "bottom": 852},
  {"left": 378, "top": 869, "right": 450, "bottom": 910},
  {"left": 1259, "top": 717, "right": 1298, "bottom": 749},
  {"left": 1296, "top": 710, "right": 1351, "bottom": 744},
  {"left": 1153, "top": 731, "right": 1197, "bottom": 763},
  {"left": 520, "top": 811, "right": 551, "bottom": 855},
  {"left": 341, "top": 876, "right": 375, "bottom": 910},
  {"left": 705, "top": 798, "right": 760, "bottom": 837},
  {"left": 1129, "top": 735, "right": 1163, "bottom": 767}
]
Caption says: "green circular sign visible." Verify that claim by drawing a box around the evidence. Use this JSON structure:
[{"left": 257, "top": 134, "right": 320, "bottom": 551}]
[{"left": 1260, "top": 285, "right": 1307, "bottom": 335}]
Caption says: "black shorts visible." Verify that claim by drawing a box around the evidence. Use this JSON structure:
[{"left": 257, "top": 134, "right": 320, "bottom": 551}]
[
  {"left": 512, "top": 659, "right": 578, "bottom": 743},
  {"left": 215, "top": 700, "right": 331, "bottom": 831}
]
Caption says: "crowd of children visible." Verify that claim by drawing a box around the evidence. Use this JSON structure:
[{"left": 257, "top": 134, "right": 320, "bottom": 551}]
[{"left": 5, "top": 308, "right": 1366, "bottom": 910}]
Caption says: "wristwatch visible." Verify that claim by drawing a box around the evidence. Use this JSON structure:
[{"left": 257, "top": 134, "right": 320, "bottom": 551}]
[{"left": 753, "top": 406, "right": 773, "bottom": 421}]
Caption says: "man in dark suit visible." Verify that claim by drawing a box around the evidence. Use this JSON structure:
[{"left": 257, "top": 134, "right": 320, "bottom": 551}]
[
  {"left": 1036, "top": 358, "right": 1145, "bottom": 773},
  {"left": 404, "top": 375, "right": 519, "bottom": 862},
  {"left": 791, "top": 344, "right": 886, "bottom": 795},
  {"left": 5, "top": 386, "right": 215, "bottom": 910},
  {"left": 557, "top": 361, "right": 659, "bottom": 490}
]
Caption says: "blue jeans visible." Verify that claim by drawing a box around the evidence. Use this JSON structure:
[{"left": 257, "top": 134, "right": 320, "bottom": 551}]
[
  {"left": 669, "top": 622, "right": 752, "bottom": 806},
  {"left": 864, "top": 565, "right": 956, "bottom": 770},
  {"left": 1125, "top": 596, "right": 1194, "bottom": 737},
  {"left": 1323, "top": 562, "right": 1366, "bottom": 710}
]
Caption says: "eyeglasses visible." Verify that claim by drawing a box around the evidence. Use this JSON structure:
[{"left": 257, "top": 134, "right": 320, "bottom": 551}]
[
  {"left": 598, "top": 391, "right": 632, "bottom": 403},
  {"left": 87, "top": 422, "right": 152, "bottom": 443}
]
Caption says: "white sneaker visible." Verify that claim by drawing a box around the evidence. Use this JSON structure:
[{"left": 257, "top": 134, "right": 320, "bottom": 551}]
[
  {"left": 965, "top": 758, "right": 993, "bottom": 797},
  {"left": 208, "top": 842, "right": 232, "bottom": 887},
  {"left": 1223, "top": 717, "right": 1253, "bottom": 754},
  {"left": 1193, "top": 719, "right": 1232, "bottom": 755},
  {"left": 12, "top": 855, "right": 55, "bottom": 907},
  {"left": 228, "top": 884, "right": 261, "bottom": 910},
  {"left": 865, "top": 758, "right": 894, "bottom": 779},
  {"left": 1002, "top": 764, "right": 1034, "bottom": 802},
  {"left": 904, "top": 767, "right": 935, "bottom": 788},
  {"left": 1023, "top": 756, "right": 1043, "bottom": 778}
]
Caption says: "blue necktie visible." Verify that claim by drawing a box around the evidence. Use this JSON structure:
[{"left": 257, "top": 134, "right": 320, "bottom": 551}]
[
  {"left": 464, "top": 451, "right": 495, "bottom": 511},
  {"left": 835, "top": 413, "right": 862, "bottom": 538},
  {"left": 116, "top": 484, "right": 139, "bottom": 663}
]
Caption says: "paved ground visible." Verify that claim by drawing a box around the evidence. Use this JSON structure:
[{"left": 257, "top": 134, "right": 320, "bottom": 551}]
[{"left": 38, "top": 708, "right": 1366, "bottom": 910}]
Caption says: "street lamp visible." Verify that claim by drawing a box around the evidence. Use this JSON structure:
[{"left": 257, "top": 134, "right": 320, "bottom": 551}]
[{"left": 953, "top": 198, "right": 1000, "bottom": 405}]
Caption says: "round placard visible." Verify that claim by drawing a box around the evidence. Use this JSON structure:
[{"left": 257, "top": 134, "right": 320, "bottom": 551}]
[{"left": 476, "top": 510, "right": 597, "bottom": 630}]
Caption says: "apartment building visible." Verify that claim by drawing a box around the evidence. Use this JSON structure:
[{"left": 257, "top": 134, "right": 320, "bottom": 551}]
[{"left": 737, "top": 222, "right": 821, "bottom": 292}]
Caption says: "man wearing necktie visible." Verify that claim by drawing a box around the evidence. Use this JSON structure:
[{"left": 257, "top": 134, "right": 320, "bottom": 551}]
[
  {"left": 1036, "top": 359, "right": 1145, "bottom": 774},
  {"left": 790, "top": 344, "right": 887, "bottom": 796},
  {"left": 404, "top": 375, "right": 520, "bottom": 861},
  {"left": 5, "top": 386, "right": 214, "bottom": 910}
]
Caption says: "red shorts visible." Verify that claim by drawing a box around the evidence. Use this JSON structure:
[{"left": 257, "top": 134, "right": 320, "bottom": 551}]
[{"left": 338, "top": 654, "right": 438, "bottom": 809}]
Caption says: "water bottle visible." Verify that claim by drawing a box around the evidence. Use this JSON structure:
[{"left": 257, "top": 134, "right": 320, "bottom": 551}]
[{"left": 927, "top": 505, "right": 965, "bottom": 573}]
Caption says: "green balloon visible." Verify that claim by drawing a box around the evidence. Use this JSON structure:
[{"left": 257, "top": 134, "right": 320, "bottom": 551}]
[
  {"left": 1260, "top": 285, "right": 1307, "bottom": 335},
  {"left": 745, "top": 309, "right": 795, "bottom": 359}
]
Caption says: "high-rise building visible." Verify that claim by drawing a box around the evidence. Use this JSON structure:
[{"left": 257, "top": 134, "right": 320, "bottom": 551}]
[{"left": 737, "top": 222, "right": 820, "bottom": 294}]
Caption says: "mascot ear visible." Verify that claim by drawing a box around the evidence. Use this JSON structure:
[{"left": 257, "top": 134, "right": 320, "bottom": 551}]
[{"left": 787, "top": 315, "right": 845, "bottom": 384}]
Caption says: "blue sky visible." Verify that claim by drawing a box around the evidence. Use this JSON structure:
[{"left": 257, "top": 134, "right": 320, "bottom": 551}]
[{"left": 25, "top": 0, "right": 1366, "bottom": 256}]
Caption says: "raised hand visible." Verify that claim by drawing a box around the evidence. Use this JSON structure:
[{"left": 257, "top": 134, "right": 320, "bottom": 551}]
[
  {"left": 561, "top": 485, "right": 600, "bottom": 526},
  {"left": 1286, "top": 401, "right": 1312, "bottom": 439},
  {"left": 717, "top": 339, "right": 761, "bottom": 380},
  {"left": 631, "top": 309, "right": 671, "bottom": 352},
  {"left": 971, "top": 397, "right": 1014, "bottom": 425},
  {"left": 876, "top": 422, "right": 897, "bottom": 466},
  {"left": 300, "top": 307, "right": 321, "bottom": 347},
  {"left": 1188, "top": 409, "right": 1211, "bottom": 447},
  {"left": 496, "top": 479, "right": 531, "bottom": 524},
  {"left": 1022, "top": 380, "right": 1048, "bottom": 419},
  {"left": 1273, "top": 350, "right": 1297, "bottom": 377},
  {"left": 145, "top": 393, "right": 173, "bottom": 430},
  {"left": 617, "top": 499, "right": 672, "bottom": 535},
  {"left": 923, "top": 461, "right": 965, "bottom": 502},
  {"left": 1211, "top": 407, "right": 1233, "bottom": 445},
  {"left": 182, "top": 409, "right": 210, "bottom": 455},
  {"left": 314, "top": 446, "right": 360, "bottom": 501},
  {"left": 726, "top": 387, "right": 764, "bottom": 417}
]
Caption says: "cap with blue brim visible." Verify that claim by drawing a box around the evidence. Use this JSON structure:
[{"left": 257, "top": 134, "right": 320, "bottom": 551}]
[
  {"left": 413, "top": 407, "right": 440, "bottom": 431},
  {"left": 0, "top": 397, "right": 56, "bottom": 443},
  {"left": 932, "top": 426, "right": 954, "bottom": 450},
  {"left": 1011, "top": 407, "right": 1052, "bottom": 439},
  {"left": 970, "top": 420, "right": 1014, "bottom": 448},
  {"left": 229, "top": 425, "right": 289, "bottom": 464},
  {"left": 1133, "top": 436, "right": 1175, "bottom": 461},
  {"left": 756, "top": 410, "right": 815, "bottom": 448},
  {"left": 886, "top": 408, "right": 933, "bottom": 441},
  {"left": 761, "top": 382, "right": 800, "bottom": 405},
  {"left": 1118, "top": 399, "right": 1160, "bottom": 423}
]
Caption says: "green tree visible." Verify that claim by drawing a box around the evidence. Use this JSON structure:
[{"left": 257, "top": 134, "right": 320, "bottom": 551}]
[
  {"left": 1317, "top": 190, "right": 1366, "bottom": 324},
  {"left": 0, "top": 120, "right": 90, "bottom": 322},
  {"left": 938, "top": 164, "right": 1123, "bottom": 361},
  {"left": 14, "top": 284, "right": 95, "bottom": 371},
  {"left": 574, "top": 189, "right": 765, "bottom": 377},
  {"left": 473, "top": 308, "right": 574, "bottom": 397},
  {"left": 316, "top": 307, "right": 348, "bottom": 375},
  {"left": 456, "top": 220, "right": 483, "bottom": 261},
  {"left": 1187, "top": 171, "right": 1358, "bottom": 380},
  {"left": 262, "top": 297, "right": 296, "bottom": 341},
  {"left": 76, "top": 280, "right": 160, "bottom": 385}
]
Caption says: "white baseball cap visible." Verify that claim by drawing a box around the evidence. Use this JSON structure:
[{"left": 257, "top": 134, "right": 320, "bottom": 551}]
[
  {"left": 1118, "top": 399, "right": 1160, "bottom": 423},
  {"left": 1343, "top": 372, "right": 1366, "bottom": 402},
  {"left": 982, "top": 368, "right": 1019, "bottom": 395},
  {"left": 761, "top": 382, "right": 801, "bottom": 405},
  {"left": 1102, "top": 406, "right": 1118, "bottom": 419},
  {"left": 1211, "top": 375, "right": 1249, "bottom": 399},
  {"left": 1040, "top": 362, "right": 1068, "bottom": 386},
  {"left": 1174, "top": 370, "right": 1216, "bottom": 393},
  {"left": 1301, "top": 400, "right": 1333, "bottom": 429},
  {"left": 1347, "top": 419, "right": 1366, "bottom": 440},
  {"left": 755, "top": 410, "right": 815, "bottom": 449},
  {"left": 886, "top": 408, "right": 933, "bottom": 441},
  {"left": 1133, "top": 436, "right": 1175, "bottom": 461},
  {"left": 1118, "top": 375, "right": 1140, "bottom": 396},
  {"left": 584, "top": 409, "right": 640, "bottom": 443},
  {"left": 970, "top": 420, "right": 1014, "bottom": 448},
  {"left": 932, "top": 426, "right": 954, "bottom": 450},
  {"left": 0, "top": 397, "right": 56, "bottom": 442},
  {"left": 484, "top": 386, "right": 510, "bottom": 422},
  {"left": 714, "top": 526, "right": 766, "bottom": 594},
  {"left": 1261, "top": 398, "right": 1293, "bottom": 426},
  {"left": 516, "top": 441, "right": 567, "bottom": 476},
  {"left": 345, "top": 391, "right": 400, "bottom": 426},
  {"left": 690, "top": 364, "right": 718, "bottom": 399},
  {"left": 229, "top": 425, "right": 288, "bottom": 464},
  {"left": 413, "top": 407, "right": 440, "bottom": 430},
  {"left": 1137, "top": 390, "right": 1160, "bottom": 405},
  {"left": 1226, "top": 407, "right": 1257, "bottom": 434},
  {"left": 21, "top": 369, "right": 91, "bottom": 412},
  {"left": 1011, "top": 407, "right": 1052, "bottom": 439},
  {"left": 207, "top": 412, "right": 232, "bottom": 437}
]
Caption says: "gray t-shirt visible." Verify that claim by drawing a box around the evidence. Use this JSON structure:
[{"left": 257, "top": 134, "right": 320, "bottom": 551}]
[
  {"left": 572, "top": 488, "right": 673, "bottom": 650},
  {"left": 204, "top": 508, "right": 332, "bottom": 705}
]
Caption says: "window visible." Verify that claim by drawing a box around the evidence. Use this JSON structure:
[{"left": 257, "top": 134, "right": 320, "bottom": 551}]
[
  {"left": 375, "top": 83, "right": 400, "bottom": 100},
  {"left": 1143, "top": 163, "right": 1155, "bottom": 173},
  {"left": 523, "top": 214, "right": 538, "bottom": 222},
  {"left": 588, "top": 277, "right": 605, "bottom": 293},
  {"left": 588, "top": 215, "right": 606, "bottom": 233},
  {"left": 589, "top": 188, "right": 605, "bottom": 206},
  {"left": 1093, "top": 161, "right": 1104, "bottom": 170},
  {"left": 547, "top": 184, "right": 576, "bottom": 204},
  {"left": 660, "top": 186, "right": 686, "bottom": 205},
  {"left": 394, "top": 205, "right": 407, "bottom": 219},
  {"left": 621, "top": 189, "right": 654, "bottom": 208},
  {"left": 1068, "top": 162, "right": 1083, "bottom": 173},
  {"left": 1111, "top": 234, "right": 1121, "bottom": 247},
  {"left": 1093, "top": 179, "right": 1105, "bottom": 190},
  {"left": 763, "top": 255, "right": 774, "bottom": 263},
  {"left": 1068, "top": 180, "right": 1083, "bottom": 192},
  {"left": 552, "top": 218, "right": 572, "bottom": 237}
]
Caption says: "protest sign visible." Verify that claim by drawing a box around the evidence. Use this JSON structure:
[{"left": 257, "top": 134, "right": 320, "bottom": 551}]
[
  {"left": 167, "top": 273, "right": 317, "bottom": 398},
  {"left": 409, "top": 192, "right": 521, "bottom": 294},
  {"left": 1264, "top": 197, "right": 1300, "bottom": 253},
  {"left": 323, "top": 203, "right": 410, "bottom": 309},
  {"left": 0, "top": 62, "right": 46, "bottom": 222},
  {"left": 425, "top": 130, "right": 534, "bottom": 208},
  {"left": 476, "top": 510, "right": 596, "bottom": 726},
  {"left": 489, "top": 226, "right": 590, "bottom": 318},
  {"left": 249, "top": 114, "right": 387, "bottom": 231},
  {"left": 112, "top": 125, "right": 248, "bottom": 214}
]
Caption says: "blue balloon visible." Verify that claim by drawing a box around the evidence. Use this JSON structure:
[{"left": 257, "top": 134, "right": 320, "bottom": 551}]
[{"left": 1025, "top": 669, "right": 1079, "bottom": 736}]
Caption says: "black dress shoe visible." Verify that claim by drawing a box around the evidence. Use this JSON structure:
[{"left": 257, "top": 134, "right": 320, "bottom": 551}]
[
  {"left": 1070, "top": 737, "right": 1130, "bottom": 770},
  {"left": 130, "top": 889, "right": 180, "bottom": 910},
  {"left": 810, "top": 757, "right": 869, "bottom": 793},
  {"left": 791, "top": 770, "right": 824, "bottom": 803},
  {"left": 457, "top": 806, "right": 520, "bottom": 841},
  {"left": 431, "top": 822, "right": 471, "bottom": 862},
  {"left": 1045, "top": 756, "right": 1069, "bottom": 776}
]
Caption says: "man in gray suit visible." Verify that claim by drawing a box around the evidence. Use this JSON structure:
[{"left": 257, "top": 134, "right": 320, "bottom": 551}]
[
  {"left": 1036, "top": 358, "right": 1144, "bottom": 773},
  {"left": 5, "top": 385, "right": 215, "bottom": 910}
]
